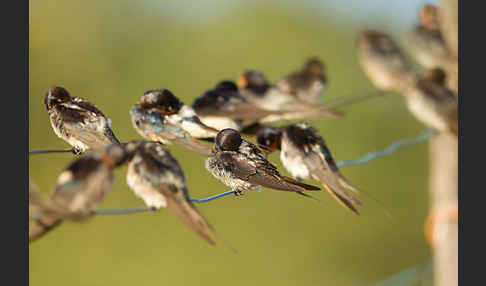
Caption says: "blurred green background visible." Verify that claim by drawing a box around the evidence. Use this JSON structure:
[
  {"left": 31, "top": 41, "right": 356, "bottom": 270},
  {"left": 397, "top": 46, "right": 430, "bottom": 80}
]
[{"left": 29, "top": 0, "right": 435, "bottom": 285}]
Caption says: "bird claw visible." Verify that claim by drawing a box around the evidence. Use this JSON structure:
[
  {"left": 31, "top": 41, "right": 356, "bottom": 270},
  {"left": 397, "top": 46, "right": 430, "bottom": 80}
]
[
  {"left": 233, "top": 190, "right": 243, "bottom": 196},
  {"left": 71, "top": 148, "right": 83, "bottom": 155}
]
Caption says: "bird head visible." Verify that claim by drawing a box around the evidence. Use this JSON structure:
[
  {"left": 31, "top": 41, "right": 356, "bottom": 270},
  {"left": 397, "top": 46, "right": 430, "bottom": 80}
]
[{"left": 44, "top": 86, "right": 71, "bottom": 110}]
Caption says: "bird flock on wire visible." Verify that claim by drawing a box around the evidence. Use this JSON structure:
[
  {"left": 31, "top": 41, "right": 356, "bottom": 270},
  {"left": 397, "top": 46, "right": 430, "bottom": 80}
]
[{"left": 29, "top": 4, "right": 458, "bottom": 247}]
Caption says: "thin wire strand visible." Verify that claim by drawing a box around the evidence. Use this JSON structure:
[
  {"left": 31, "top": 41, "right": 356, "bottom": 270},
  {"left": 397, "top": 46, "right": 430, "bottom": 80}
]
[
  {"left": 93, "top": 207, "right": 152, "bottom": 215},
  {"left": 325, "top": 91, "right": 383, "bottom": 108},
  {"left": 336, "top": 129, "right": 437, "bottom": 168},
  {"left": 189, "top": 190, "right": 236, "bottom": 203},
  {"left": 29, "top": 149, "right": 73, "bottom": 155}
]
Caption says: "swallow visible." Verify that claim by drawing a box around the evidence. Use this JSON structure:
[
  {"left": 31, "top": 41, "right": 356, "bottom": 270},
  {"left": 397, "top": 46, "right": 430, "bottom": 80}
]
[
  {"left": 130, "top": 89, "right": 216, "bottom": 155},
  {"left": 274, "top": 57, "right": 327, "bottom": 104},
  {"left": 404, "top": 68, "right": 458, "bottom": 136},
  {"left": 50, "top": 143, "right": 127, "bottom": 219},
  {"left": 237, "top": 69, "right": 343, "bottom": 119},
  {"left": 256, "top": 123, "right": 363, "bottom": 214},
  {"left": 205, "top": 128, "right": 321, "bottom": 197},
  {"left": 124, "top": 141, "right": 216, "bottom": 245},
  {"left": 44, "top": 86, "right": 121, "bottom": 154},
  {"left": 30, "top": 144, "right": 127, "bottom": 242},
  {"left": 405, "top": 5, "right": 457, "bottom": 72},
  {"left": 192, "top": 80, "right": 290, "bottom": 132},
  {"left": 357, "top": 30, "right": 415, "bottom": 93}
]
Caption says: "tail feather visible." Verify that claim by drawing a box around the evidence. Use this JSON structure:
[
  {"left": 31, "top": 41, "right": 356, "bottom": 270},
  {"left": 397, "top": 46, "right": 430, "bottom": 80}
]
[
  {"left": 320, "top": 183, "right": 360, "bottom": 215},
  {"left": 166, "top": 196, "right": 216, "bottom": 246},
  {"left": 281, "top": 176, "right": 321, "bottom": 191},
  {"left": 29, "top": 216, "right": 63, "bottom": 243}
]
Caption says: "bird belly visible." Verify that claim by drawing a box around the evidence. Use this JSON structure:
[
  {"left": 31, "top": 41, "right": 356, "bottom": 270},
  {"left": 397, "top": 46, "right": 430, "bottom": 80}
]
[
  {"left": 205, "top": 157, "right": 255, "bottom": 191},
  {"left": 280, "top": 144, "right": 310, "bottom": 180},
  {"left": 126, "top": 171, "right": 167, "bottom": 209},
  {"left": 407, "top": 94, "right": 448, "bottom": 131},
  {"left": 50, "top": 114, "right": 90, "bottom": 151}
]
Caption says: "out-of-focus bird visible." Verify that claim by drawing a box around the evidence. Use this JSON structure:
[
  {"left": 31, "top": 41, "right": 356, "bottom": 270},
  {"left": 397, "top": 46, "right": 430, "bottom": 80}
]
[
  {"left": 357, "top": 30, "right": 415, "bottom": 93},
  {"left": 130, "top": 89, "right": 216, "bottom": 155},
  {"left": 405, "top": 4, "right": 458, "bottom": 93},
  {"left": 275, "top": 57, "right": 327, "bottom": 104},
  {"left": 406, "top": 5, "right": 456, "bottom": 70},
  {"left": 404, "top": 68, "right": 458, "bottom": 136},
  {"left": 30, "top": 144, "right": 128, "bottom": 242},
  {"left": 237, "top": 69, "right": 344, "bottom": 119},
  {"left": 192, "top": 81, "right": 287, "bottom": 132},
  {"left": 256, "top": 123, "right": 362, "bottom": 214},
  {"left": 124, "top": 141, "right": 216, "bottom": 245},
  {"left": 205, "top": 128, "right": 321, "bottom": 198},
  {"left": 29, "top": 182, "right": 63, "bottom": 242},
  {"left": 50, "top": 144, "right": 127, "bottom": 218},
  {"left": 438, "top": 0, "right": 458, "bottom": 58},
  {"left": 44, "top": 86, "right": 120, "bottom": 154}
]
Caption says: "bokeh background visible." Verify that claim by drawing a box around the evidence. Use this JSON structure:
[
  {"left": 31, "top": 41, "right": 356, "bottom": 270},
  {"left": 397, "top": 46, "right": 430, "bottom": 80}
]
[{"left": 29, "top": 0, "right": 437, "bottom": 285}]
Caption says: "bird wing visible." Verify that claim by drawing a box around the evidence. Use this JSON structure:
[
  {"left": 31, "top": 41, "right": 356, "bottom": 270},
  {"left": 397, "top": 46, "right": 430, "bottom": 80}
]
[
  {"left": 217, "top": 152, "right": 320, "bottom": 193},
  {"left": 56, "top": 101, "right": 119, "bottom": 147},
  {"left": 133, "top": 111, "right": 212, "bottom": 155}
]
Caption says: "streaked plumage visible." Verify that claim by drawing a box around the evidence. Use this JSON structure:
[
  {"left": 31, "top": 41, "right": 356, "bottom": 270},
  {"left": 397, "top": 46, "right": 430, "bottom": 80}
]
[
  {"left": 124, "top": 141, "right": 216, "bottom": 245},
  {"left": 44, "top": 86, "right": 120, "bottom": 154},
  {"left": 130, "top": 89, "right": 215, "bottom": 155},
  {"left": 357, "top": 30, "right": 415, "bottom": 92},
  {"left": 206, "top": 128, "right": 321, "bottom": 197},
  {"left": 405, "top": 68, "right": 458, "bottom": 135},
  {"left": 256, "top": 123, "right": 363, "bottom": 214}
]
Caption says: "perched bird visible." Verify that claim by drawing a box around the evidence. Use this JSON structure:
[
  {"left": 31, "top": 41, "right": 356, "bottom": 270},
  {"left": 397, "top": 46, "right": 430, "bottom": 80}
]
[
  {"left": 405, "top": 4, "right": 458, "bottom": 93},
  {"left": 256, "top": 123, "right": 363, "bottom": 214},
  {"left": 130, "top": 89, "right": 216, "bottom": 155},
  {"left": 192, "top": 81, "right": 286, "bottom": 132},
  {"left": 406, "top": 5, "right": 456, "bottom": 70},
  {"left": 404, "top": 68, "right": 458, "bottom": 136},
  {"left": 205, "top": 128, "right": 321, "bottom": 197},
  {"left": 237, "top": 69, "right": 343, "bottom": 118},
  {"left": 50, "top": 143, "right": 127, "bottom": 219},
  {"left": 44, "top": 86, "right": 121, "bottom": 154},
  {"left": 275, "top": 57, "right": 327, "bottom": 104},
  {"left": 124, "top": 141, "right": 216, "bottom": 245},
  {"left": 30, "top": 144, "right": 128, "bottom": 242},
  {"left": 357, "top": 30, "right": 415, "bottom": 93}
]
